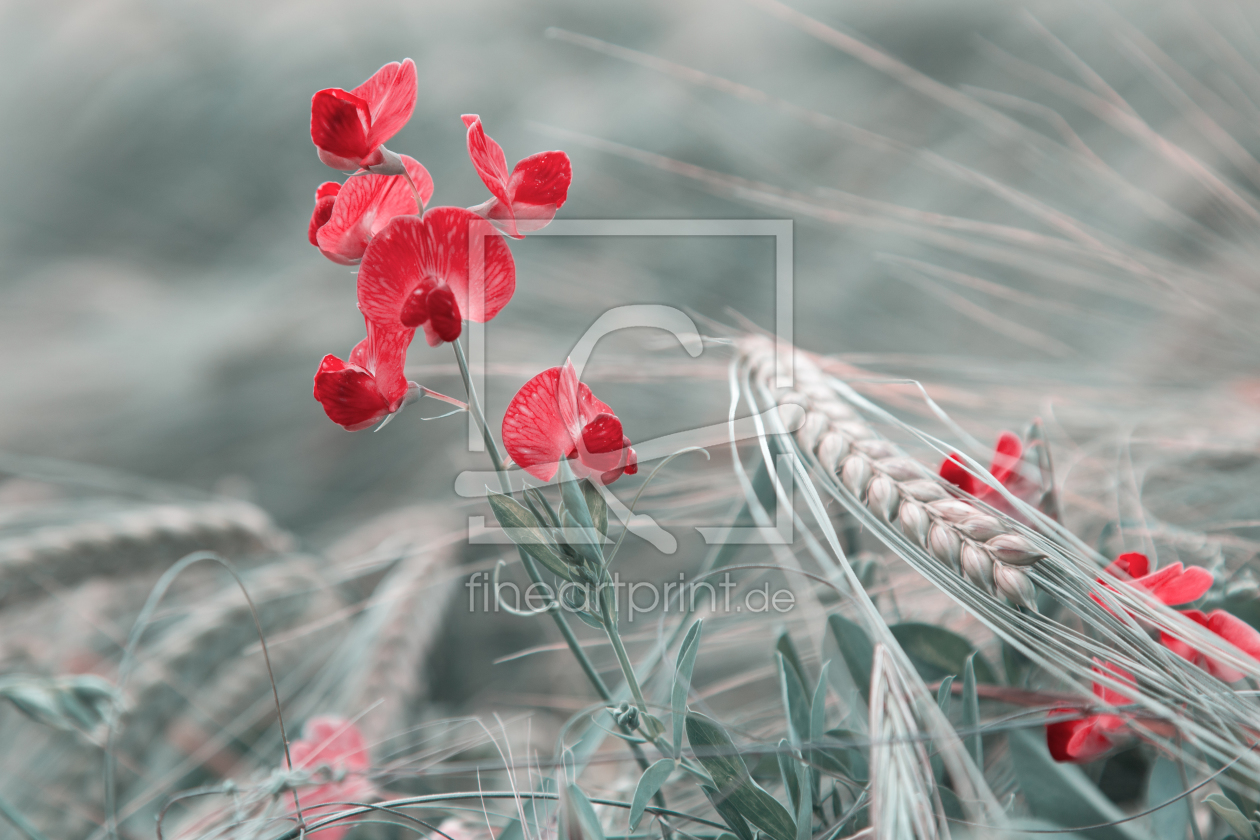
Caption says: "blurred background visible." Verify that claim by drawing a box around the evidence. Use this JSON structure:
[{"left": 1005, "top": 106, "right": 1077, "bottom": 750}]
[{"left": 3, "top": 0, "right": 1260, "bottom": 836}]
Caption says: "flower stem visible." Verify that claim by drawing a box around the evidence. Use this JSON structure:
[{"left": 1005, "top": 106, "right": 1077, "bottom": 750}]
[
  {"left": 601, "top": 585, "right": 650, "bottom": 716},
  {"left": 450, "top": 339, "right": 614, "bottom": 702}
]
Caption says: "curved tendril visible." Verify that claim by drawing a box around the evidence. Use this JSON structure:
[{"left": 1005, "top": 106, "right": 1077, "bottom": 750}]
[
  {"left": 605, "top": 446, "right": 710, "bottom": 567},
  {"left": 493, "top": 559, "right": 559, "bottom": 616}
]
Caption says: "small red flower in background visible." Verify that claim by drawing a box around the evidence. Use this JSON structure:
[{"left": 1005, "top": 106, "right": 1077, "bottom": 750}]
[
  {"left": 312, "top": 60, "right": 417, "bottom": 173},
  {"left": 1096, "top": 551, "right": 1213, "bottom": 608},
  {"left": 939, "top": 431, "right": 1030, "bottom": 502},
  {"left": 287, "top": 716, "right": 374, "bottom": 840},
  {"left": 462, "top": 115, "right": 572, "bottom": 239},
  {"left": 502, "top": 360, "right": 638, "bottom": 485},
  {"left": 1161, "top": 609, "right": 1260, "bottom": 682},
  {"left": 356, "top": 208, "right": 516, "bottom": 346},
  {"left": 313, "top": 319, "right": 417, "bottom": 431},
  {"left": 1046, "top": 661, "right": 1137, "bottom": 763},
  {"left": 309, "top": 157, "right": 433, "bottom": 265}
]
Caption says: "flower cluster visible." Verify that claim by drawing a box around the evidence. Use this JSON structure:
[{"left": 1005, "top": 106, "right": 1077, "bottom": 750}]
[
  {"left": 1047, "top": 551, "right": 1260, "bottom": 762},
  {"left": 306, "top": 61, "right": 635, "bottom": 483}
]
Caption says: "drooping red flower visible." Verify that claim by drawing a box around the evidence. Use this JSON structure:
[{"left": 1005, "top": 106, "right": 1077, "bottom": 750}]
[
  {"left": 1160, "top": 609, "right": 1260, "bottom": 682},
  {"left": 287, "top": 716, "right": 375, "bottom": 840},
  {"left": 939, "top": 431, "right": 1029, "bottom": 500},
  {"left": 502, "top": 360, "right": 638, "bottom": 485},
  {"left": 308, "top": 156, "right": 433, "bottom": 265},
  {"left": 462, "top": 115, "right": 572, "bottom": 239},
  {"left": 313, "top": 318, "right": 417, "bottom": 431},
  {"left": 356, "top": 208, "right": 515, "bottom": 346},
  {"left": 311, "top": 60, "right": 417, "bottom": 173},
  {"left": 1046, "top": 661, "right": 1137, "bottom": 763}
]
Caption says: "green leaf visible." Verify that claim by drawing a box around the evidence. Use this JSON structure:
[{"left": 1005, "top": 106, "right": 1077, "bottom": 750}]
[
  {"left": 776, "top": 632, "right": 808, "bottom": 687},
  {"left": 1146, "top": 756, "right": 1190, "bottom": 840},
  {"left": 776, "top": 739, "right": 799, "bottom": 811},
  {"left": 701, "top": 785, "right": 754, "bottom": 840},
  {"left": 809, "top": 662, "right": 830, "bottom": 745},
  {"left": 582, "top": 479, "right": 609, "bottom": 538},
  {"left": 672, "top": 620, "right": 703, "bottom": 757},
  {"left": 487, "top": 491, "right": 574, "bottom": 580},
  {"left": 1206, "top": 794, "right": 1257, "bottom": 839},
  {"left": 962, "top": 653, "right": 981, "bottom": 769},
  {"left": 1007, "top": 728, "right": 1146, "bottom": 840},
  {"left": 686, "top": 713, "right": 797, "bottom": 840},
  {"left": 936, "top": 675, "right": 954, "bottom": 715},
  {"left": 776, "top": 653, "right": 810, "bottom": 747},
  {"left": 629, "top": 758, "right": 676, "bottom": 829},
  {"left": 889, "top": 622, "right": 997, "bottom": 684},
  {"left": 827, "top": 614, "right": 873, "bottom": 705},
  {"left": 562, "top": 783, "right": 605, "bottom": 840}
]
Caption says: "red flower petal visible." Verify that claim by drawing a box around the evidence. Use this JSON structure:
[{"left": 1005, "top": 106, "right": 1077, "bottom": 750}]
[
  {"left": 427, "top": 286, "right": 463, "bottom": 342},
  {"left": 1064, "top": 718, "right": 1119, "bottom": 763},
  {"left": 1046, "top": 711, "right": 1082, "bottom": 762},
  {"left": 557, "top": 360, "right": 583, "bottom": 442},
  {"left": 357, "top": 208, "right": 515, "bottom": 332},
  {"left": 509, "top": 151, "right": 572, "bottom": 210},
  {"left": 348, "top": 319, "right": 413, "bottom": 409},
  {"left": 290, "top": 716, "right": 371, "bottom": 771},
  {"left": 939, "top": 453, "right": 978, "bottom": 495},
  {"left": 313, "top": 355, "right": 390, "bottom": 432},
  {"left": 989, "top": 431, "right": 1023, "bottom": 487},
  {"left": 1138, "top": 562, "right": 1213, "bottom": 606},
  {"left": 315, "top": 182, "right": 342, "bottom": 202},
  {"left": 400, "top": 287, "right": 430, "bottom": 328},
  {"left": 502, "top": 367, "right": 577, "bottom": 482},
  {"left": 1208, "top": 610, "right": 1260, "bottom": 659},
  {"left": 308, "top": 192, "right": 338, "bottom": 247},
  {"left": 315, "top": 156, "right": 432, "bottom": 264},
  {"left": 462, "top": 115, "right": 512, "bottom": 209},
  {"left": 579, "top": 412, "right": 626, "bottom": 475},
  {"left": 311, "top": 89, "right": 372, "bottom": 166},
  {"left": 1111, "top": 552, "right": 1149, "bottom": 579},
  {"left": 352, "top": 59, "right": 417, "bottom": 150}
]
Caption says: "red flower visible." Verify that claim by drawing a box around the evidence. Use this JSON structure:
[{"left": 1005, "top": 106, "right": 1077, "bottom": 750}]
[
  {"left": 311, "top": 60, "right": 417, "bottom": 173},
  {"left": 287, "top": 716, "right": 375, "bottom": 840},
  {"left": 939, "top": 431, "right": 1028, "bottom": 500},
  {"left": 308, "top": 156, "right": 433, "bottom": 265},
  {"left": 356, "top": 208, "right": 515, "bottom": 346},
  {"left": 313, "top": 319, "right": 417, "bottom": 431},
  {"left": 502, "top": 360, "right": 638, "bottom": 485},
  {"left": 1046, "top": 661, "right": 1136, "bottom": 763},
  {"left": 1098, "top": 552, "right": 1213, "bottom": 608},
  {"left": 1161, "top": 609, "right": 1260, "bottom": 682},
  {"left": 462, "top": 115, "right": 572, "bottom": 239}
]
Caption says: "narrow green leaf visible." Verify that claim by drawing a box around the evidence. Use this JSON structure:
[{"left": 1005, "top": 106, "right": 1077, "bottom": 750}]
[
  {"left": 962, "top": 653, "right": 981, "bottom": 769},
  {"left": 936, "top": 675, "right": 954, "bottom": 716},
  {"left": 815, "top": 728, "right": 868, "bottom": 782},
  {"left": 776, "top": 653, "right": 810, "bottom": 746},
  {"left": 1007, "top": 728, "right": 1145, "bottom": 840},
  {"left": 776, "top": 632, "right": 808, "bottom": 687},
  {"left": 1205, "top": 794, "right": 1257, "bottom": 839},
  {"left": 686, "top": 713, "right": 797, "bottom": 840},
  {"left": 794, "top": 755, "right": 811, "bottom": 840},
  {"left": 776, "top": 739, "right": 800, "bottom": 811},
  {"left": 629, "top": 758, "right": 676, "bottom": 829},
  {"left": 889, "top": 622, "right": 997, "bottom": 684},
  {"left": 1146, "top": 756, "right": 1189, "bottom": 840},
  {"left": 809, "top": 662, "right": 830, "bottom": 744},
  {"left": 582, "top": 479, "right": 609, "bottom": 538},
  {"left": 827, "top": 614, "right": 873, "bottom": 705},
  {"left": 487, "top": 491, "right": 574, "bottom": 580},
  {"left": 563, "top": 783, "right": 606, "bottom": 840},
  {"left": 672, "top": 620, "right": 703, "bottom": 757}
]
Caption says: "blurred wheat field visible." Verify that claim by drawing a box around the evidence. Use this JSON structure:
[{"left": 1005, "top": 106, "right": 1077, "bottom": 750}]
[{"left": 2, "top": 0, "right": 1260, "bottom": 838}]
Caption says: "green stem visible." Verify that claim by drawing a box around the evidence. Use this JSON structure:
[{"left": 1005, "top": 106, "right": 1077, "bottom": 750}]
[{"left": 601, "top": 585, "right": 650, "bottom": 715}]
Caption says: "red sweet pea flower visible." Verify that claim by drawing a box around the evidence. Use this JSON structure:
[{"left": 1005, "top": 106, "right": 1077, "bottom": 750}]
[
  {"left": 308, "top": 156, "right": 434, "bottom": 265},
  {"left": 287, "top": 716, "right": 375, "bottom": 840},
  {"left": 502, "top": 360, "right": 638, "bottom": 485},
  {"left": 356, "top": 208, "right": 515, "bottom": 346},
  {"left": 313, "top": 319, "right": 417, "bottom": 431},
  {"left": 462, "top": 115, "right": 572, "bottom": 239},
  {"left": 939, "top": 431, "right": 1029, "bottom": 501},
  {"left": 311, "top": 59, "right": 417, "bottom": 174},
  {"left": 1046, "top": 661, "right": 1137, "bottom": 763},
  {"left": 1161, "top": 609, "right": 1260, "bottom": 682},
  {"left": 1096, "top": 552, "right": 1213, "bottom": 608}
]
